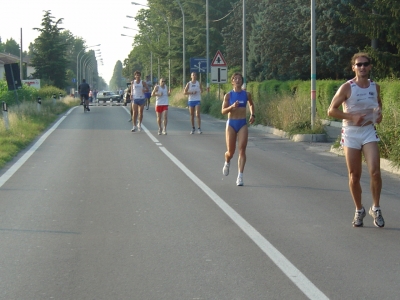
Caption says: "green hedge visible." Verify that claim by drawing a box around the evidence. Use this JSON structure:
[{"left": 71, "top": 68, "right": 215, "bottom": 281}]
[
  {"left": 204, "top": 77, "right": 399, "bottom": 166},
  {"left": 0, "top": 80, "right": 39, "bottom": 105},
  {"left": 0, "top": 80, "right": 67, "bottom": 106}
]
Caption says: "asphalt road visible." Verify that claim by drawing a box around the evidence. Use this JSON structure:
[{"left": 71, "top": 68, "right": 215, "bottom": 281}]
[{"left": 0, "top": 104, "right": 399, "bottom": 300}]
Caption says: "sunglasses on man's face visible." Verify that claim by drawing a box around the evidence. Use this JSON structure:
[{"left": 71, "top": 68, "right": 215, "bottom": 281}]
[{"left": 354, "top": 62, "right": 370, "bottom": 67}]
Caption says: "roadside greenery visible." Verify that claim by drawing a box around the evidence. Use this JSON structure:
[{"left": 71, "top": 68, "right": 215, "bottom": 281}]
[
  {"left": 171, "top": 81, "right": 326, "bottom": 136},
  {"left": 0, "top": 11, "right": 105, "bottom": 91},
  {"left": 0, "top": 96, "right": 79, "bottom": 169},
  {"left": 0, "top": 81, "right": 67, "bottom": 106},
  {"left": 122, "top": 0, "right": 400, "bottom": 87},
  {"left": 170, "top": 77, "right": 400, "bottom": 168}
]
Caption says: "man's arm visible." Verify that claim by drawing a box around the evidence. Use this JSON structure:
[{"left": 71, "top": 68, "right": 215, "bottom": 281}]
[
  {"left": 327, "top": 83, "right": 350, "bottom": 120},
  {"left": 143, "top": 81, "right": 148, "bottom": 92},
  {"left": 151, "top": 85, "right": 158, "bottom": 97},
  {"left": 183, "top": 82, "right": 190, "bottom": 95},
  {"left": 247, "top": 92, "right": 255, "bottom": 124},
  {"left": 375, "top": 84, "right": 383, "bottom": 123}
]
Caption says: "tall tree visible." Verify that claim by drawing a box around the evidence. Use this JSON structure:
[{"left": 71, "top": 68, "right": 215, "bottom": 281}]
[
  {"left": 122, "top": 48, "right": 144, "bottom": 82},
  {"left": 247, "top": 0, "right": 311, "bottom": 81},
  {"left": 338, "top": 0, "right": 400, "bottom": 78},
  {"left": 315, "top": 0, "right": 370, "bottom": 79},
  {"left": 4, "top": 38, "right": 20, "bottom": 56},
  {"left": 109, "top": 60, "right": 124, "bottom": 91},
  {"left": 128, "top": 0, "right": 233, "bottom": 86},
  {"left": 31, "top": 10, "right": 68, "bottom": 88}
]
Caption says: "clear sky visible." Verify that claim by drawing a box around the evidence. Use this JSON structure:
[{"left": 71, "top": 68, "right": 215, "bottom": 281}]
[{"left": 0, "top": 0, "right": 145, "bottom": 84}]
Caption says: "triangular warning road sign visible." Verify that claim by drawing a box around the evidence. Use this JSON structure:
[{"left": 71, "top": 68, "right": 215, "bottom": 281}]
[{"left": 211, "top": 50, "right": 227, "bottom": 67}]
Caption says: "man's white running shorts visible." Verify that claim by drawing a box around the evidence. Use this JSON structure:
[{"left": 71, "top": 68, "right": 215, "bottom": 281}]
[{"left": 341, "top": 124, "right": 379, "bottom": 150}]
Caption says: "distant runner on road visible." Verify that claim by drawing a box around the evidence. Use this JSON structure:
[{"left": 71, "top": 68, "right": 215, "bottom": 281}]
[
  {"left": 184, "top": 72, "right": 203, "bottom": 134},
  {"left": 130, "top": 70, "right": 149, "bottom": 132},
  {"left": 152, "top": 77, "right": 170, "bottom": 135}
]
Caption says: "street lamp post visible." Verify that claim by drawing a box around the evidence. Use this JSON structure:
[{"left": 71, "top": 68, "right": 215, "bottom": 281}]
[
  {"left": 206, "top": 0, "right": 209, "bottom": 92},
  {"left": 311, "top": 0, "right": 316, "bottom": 129},
  {"left": 123, "top": 24, "right": 153, "bottom": 84},
  {"left": 80, "top": 50, "right": 100, "bottom": 83},
  {"left": 175, "top": 0, "right": 185, "bottom": 89},
  {"left": 131, "top": 2, "right": 171, "bottom": 90},
  {"left": 242, "top": 0, "right": 246, "bottom": 89},
  {"left": 83, "top": 54, "right": 100, "bottom": 81},
  {"left": 76, "top": 44, "right": 100, "bottom": 91}
]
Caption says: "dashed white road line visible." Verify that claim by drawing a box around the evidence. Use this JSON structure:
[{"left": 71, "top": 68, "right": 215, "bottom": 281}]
[
  {"left": 1, "top": 106, "right": 329, "bottom": 299},
  {"left": 128, "top": 106, "right": 329, "bottom": 300}
]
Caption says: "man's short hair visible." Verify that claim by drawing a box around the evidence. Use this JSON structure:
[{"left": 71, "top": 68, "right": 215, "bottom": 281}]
[
  {"left": 134, "top": 70, "right": 141, "bottom": 76},
  {"left": 230, "top": 72, "right": 243, "bottom": 82},
  {"left": 351, "top": 52, "right": 371, "bottom": 65}
]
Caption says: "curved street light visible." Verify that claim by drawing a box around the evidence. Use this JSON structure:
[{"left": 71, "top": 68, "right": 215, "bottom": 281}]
[
  {"left": 76, "top": 44, "right": 100, "bottom": 91},
  {"left": 131, "top": 2, "right": 171, "bottom": 90},
  {"left": 79, "top": 50, "right": 100, "bottom": 83},
  {"left": 175, "top": 0, "right": 185, "bottom": 89},
  {"left": 123, "top": 22, "right": 153, "bottom": 84},
  {"left": 83, "top": 54, "right": 101, "bottom": 80}
]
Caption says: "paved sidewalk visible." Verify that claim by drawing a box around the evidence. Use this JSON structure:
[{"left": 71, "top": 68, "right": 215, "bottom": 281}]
[
  {"left": 251, "top": 121, "right": 400, "bottom": 176},
  {"left": 323, "top": 121, "right": 341, "bottom": 142}
]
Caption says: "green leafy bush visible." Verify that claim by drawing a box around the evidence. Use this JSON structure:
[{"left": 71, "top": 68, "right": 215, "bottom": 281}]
[
  {"left": 0, "top": 80, "right": 39, "bottom": 105},
  {"left": 37, "top": 86, "right": 67, "bottom": 100},
  {"left": 0, "top": 97, "right": 79, "bottom": 169}
]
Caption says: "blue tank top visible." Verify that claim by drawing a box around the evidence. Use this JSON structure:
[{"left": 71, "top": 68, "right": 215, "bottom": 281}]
[{"left": 229, "top": 90, "right": 247, "bottom": 107}]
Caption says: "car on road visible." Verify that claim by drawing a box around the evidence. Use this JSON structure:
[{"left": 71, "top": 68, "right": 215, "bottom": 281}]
[{"left": 97, "top": 91, "right": 122, "bottom": 103}]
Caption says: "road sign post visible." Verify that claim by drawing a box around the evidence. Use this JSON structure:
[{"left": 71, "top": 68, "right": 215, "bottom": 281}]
[
  {"left": 211, "top": 50, "right": 228, "bottom": 84},
  {"left": 211, "top": 50, "right": 228, "bottom": 100},
  {"left": 190, "top": 57, "right": 208, "bottom": 73}
]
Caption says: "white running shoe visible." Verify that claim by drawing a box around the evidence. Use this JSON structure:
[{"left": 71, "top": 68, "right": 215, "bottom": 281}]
[
  {"left": 162, "top": 130, "right": 167, "bottom": 135},
  {"left": 190, "top": 128, "right": 195, "bottom": 134},
  {"left": 158, "top": 129, "right": 162, "bottom": 135},
  {"left": 352, "top": 207, "right": 366, "bottom": 227},
  {"left": 369, "top": 207, "right": 385, "bottom": 228},
  {"left": 236, "top": 176, "right": 244, "bottom": 186},
  {"left": 197, "top": 128, "right": 202, "bottom": 134},
  {"left": 137, "top": 125, "right": 142, "bottom": 132},
  {"left": 222, "top": 162, "right": 230, "bottom": 176},
  {"left": 131, "top": 126, "right": 136, "bottom": 132}
]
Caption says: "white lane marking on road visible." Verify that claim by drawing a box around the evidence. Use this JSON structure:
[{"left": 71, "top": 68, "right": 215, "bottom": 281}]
[
  {"left": 122, "top": 106, "right": 160, "bottom": 143},
  {"left": 0, "top": 107, "right": 77, "bottom": 189},
  {"left": 122, "top": 106, "right": 328, "bottom": 299},
  {"left": 158, "top": 147, "right": 328, "bottom": 300}
]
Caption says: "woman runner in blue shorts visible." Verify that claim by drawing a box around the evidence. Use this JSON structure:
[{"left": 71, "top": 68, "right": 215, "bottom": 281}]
[{"left": 221, "top": 72, "right": 255, "bottom": 186}]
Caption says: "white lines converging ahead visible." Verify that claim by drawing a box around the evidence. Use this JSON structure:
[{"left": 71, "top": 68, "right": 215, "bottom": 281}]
[{"left": 0, "top": 106, "right": 329, "bottom": 300}]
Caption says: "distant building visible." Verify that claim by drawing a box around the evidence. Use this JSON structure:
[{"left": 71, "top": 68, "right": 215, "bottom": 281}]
[{"left": 0, "top": 52, "right": 34, "bottom": 81}]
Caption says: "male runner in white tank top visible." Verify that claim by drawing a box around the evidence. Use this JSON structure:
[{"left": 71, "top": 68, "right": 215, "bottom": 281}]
[
  {"left": 184, "top": 72, "right": 203, "bottom": 134},
  {"left": 130, "top": 70, "right": 149, "bottom": 132},
  {"left": 152, "top": 77, "right": 171, "bottom": 135},
  {"left": 328, "top": 52, "right": 385, "bottom": 228}
]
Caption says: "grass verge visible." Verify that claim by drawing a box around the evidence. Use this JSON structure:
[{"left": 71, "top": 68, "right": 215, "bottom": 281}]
[{"left": 0, "top": 97, "right": 79, "bottom": 169}]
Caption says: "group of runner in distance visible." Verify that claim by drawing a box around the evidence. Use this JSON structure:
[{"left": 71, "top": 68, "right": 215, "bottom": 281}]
[{"left": 79, "top": 52, "right": 386, "bottom": 228}]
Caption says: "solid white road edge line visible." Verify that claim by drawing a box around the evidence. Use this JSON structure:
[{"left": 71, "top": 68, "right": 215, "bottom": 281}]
[
  {"left": 0, "top": 107, "right": 77, "bottom": 188},
  {"left": 127, "top": 105, "right": 328, "bottom": 299}
]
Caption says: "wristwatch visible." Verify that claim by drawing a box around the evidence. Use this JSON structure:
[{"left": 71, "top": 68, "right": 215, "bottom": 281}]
[{"left": 251, "top": 114, "right": 255, "bottom": 118}]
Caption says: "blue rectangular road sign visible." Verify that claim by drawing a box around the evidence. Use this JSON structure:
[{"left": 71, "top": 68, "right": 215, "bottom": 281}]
[{"left": 190, "top": 57, "right": 210, "bottom": 73}]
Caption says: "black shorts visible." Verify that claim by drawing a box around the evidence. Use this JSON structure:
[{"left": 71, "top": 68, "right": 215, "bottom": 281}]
[{"left": 81, "top": 94, "right": 89, "bottom": 100}]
